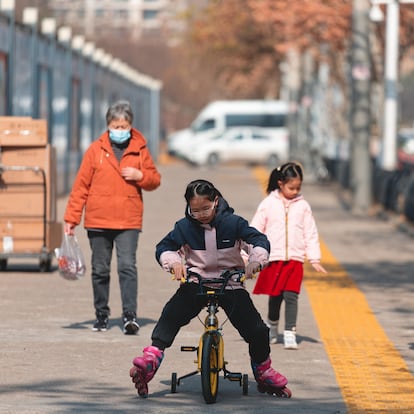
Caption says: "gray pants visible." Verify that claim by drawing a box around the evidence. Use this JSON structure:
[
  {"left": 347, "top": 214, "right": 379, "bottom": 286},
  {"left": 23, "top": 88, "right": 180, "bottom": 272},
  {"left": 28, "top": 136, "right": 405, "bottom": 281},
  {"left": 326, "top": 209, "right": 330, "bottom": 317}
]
[
  {"left": 268, "top": 291, "right": 298, "bottom": 331},
  {"left": 88, "top": 229, "right": 139, "bottom": 317}
]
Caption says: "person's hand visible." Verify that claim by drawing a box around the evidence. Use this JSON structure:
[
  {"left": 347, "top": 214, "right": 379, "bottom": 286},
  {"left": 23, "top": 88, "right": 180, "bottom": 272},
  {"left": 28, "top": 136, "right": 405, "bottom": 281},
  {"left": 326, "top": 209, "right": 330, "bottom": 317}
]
[
  {"left": 245, "top": 261, "right": 261, "bottom": 279},
  {"left": 121, "top": 167, "right": 143, "bottom": 181},
  {"left": 312, "top": 263, "right": 328, "bottom": 274},
  {"left": 64, "top": 222, "right": 75, "bottom": 236},
  {"left": 170, "top": 263, "right": 186, "bottom": 282}
]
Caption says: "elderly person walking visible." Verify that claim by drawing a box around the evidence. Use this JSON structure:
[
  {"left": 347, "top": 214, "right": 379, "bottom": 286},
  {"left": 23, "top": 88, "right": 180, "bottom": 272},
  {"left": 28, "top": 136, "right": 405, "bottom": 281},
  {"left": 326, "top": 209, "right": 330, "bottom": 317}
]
[{"left": 64, "top": 100, "right": 161, "bottom": 334}]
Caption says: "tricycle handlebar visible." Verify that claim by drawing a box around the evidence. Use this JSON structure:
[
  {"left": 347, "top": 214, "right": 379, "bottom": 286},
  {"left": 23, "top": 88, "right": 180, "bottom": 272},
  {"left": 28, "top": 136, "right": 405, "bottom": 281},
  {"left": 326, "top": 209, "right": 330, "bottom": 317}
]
[{"left": 186, "top": 269, "right": 246, "bottom": 295}]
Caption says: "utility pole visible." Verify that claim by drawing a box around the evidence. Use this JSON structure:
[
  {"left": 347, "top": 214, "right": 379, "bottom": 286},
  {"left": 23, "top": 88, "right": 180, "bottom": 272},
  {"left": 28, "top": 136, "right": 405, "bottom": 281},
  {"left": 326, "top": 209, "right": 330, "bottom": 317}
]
[
  {"left": 370, "top": 0, "right": 414, "bottom": 171},
  {"left": 381, "top": 1, "right": 399, "bottom": 170},
  {"left": 350, "top": 0, "right": 372, "bottom": 215},
  {"left": 298, "top": 50, "right": 315, "bottom": 178},
  {"left": 286, "top": 48, "right": 301, "bottom": 163}
]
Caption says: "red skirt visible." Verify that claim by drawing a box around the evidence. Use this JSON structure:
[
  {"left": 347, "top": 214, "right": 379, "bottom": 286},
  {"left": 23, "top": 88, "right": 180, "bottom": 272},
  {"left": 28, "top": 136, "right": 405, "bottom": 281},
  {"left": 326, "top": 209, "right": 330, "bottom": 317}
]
[{"left": 253, "top": 260, "right": 303, "bottom": 296}]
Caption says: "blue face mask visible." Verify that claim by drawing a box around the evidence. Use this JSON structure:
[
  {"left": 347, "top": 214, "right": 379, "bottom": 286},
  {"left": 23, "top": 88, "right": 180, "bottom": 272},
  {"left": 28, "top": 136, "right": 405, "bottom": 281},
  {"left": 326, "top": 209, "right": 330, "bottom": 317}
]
[{"left": 109, "top": 129, "right": 131, "bottom": 144}]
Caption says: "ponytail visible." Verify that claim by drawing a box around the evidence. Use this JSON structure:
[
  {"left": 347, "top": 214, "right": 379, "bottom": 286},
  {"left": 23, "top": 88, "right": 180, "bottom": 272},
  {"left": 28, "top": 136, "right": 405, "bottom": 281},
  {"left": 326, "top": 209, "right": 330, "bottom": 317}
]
[{"left": 266, "top": 162, "right": 303, "bottom": 194}]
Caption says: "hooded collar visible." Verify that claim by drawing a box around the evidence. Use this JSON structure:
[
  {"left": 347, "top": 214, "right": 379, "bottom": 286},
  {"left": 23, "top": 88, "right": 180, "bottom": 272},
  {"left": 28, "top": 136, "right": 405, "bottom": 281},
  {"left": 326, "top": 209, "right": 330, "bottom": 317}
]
[{"left": 272, "top": 189, "right": 304, "bottom": 205}]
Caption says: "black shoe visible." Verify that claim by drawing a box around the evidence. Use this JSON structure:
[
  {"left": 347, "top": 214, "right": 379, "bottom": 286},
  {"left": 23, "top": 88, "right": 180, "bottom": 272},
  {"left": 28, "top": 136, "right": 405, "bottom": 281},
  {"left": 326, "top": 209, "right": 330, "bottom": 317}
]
[
  {"left": 122, "top": 311, "right": 140, "bottom": 335},
  {"left": 92, "top": 315, "right": 108, "bottom": 332}
]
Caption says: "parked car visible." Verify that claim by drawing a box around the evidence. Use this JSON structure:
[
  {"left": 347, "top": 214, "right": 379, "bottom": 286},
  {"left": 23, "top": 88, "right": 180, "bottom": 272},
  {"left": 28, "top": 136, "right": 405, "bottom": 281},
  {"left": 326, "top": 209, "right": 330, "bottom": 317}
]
[
  {"left": 167, "top": 100, "right": 288, "bottom": 158},
  {"left": 181, "top": 127, "right": 289, "bottom": 167}
]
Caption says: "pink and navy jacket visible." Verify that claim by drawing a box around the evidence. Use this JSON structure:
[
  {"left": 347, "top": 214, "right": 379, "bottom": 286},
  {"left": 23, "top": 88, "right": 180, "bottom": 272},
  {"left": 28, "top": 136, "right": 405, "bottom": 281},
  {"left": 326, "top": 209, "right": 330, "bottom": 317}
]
[
  {"left": 156, "top": 197, "right": 270, "bottom": 288},
  {"left": 250, "top": 189, "right": 321, "bottom": 264}
]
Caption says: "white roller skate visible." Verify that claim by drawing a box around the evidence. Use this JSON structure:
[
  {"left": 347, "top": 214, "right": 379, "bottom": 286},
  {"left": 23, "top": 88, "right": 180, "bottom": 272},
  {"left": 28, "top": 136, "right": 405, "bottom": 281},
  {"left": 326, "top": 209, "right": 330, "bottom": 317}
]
[
  {"left": 130, "top": 346, "right": 164, "bottom": 398},
  {"left": 251, "top": 357, "right": 292, "bottom": 398}
]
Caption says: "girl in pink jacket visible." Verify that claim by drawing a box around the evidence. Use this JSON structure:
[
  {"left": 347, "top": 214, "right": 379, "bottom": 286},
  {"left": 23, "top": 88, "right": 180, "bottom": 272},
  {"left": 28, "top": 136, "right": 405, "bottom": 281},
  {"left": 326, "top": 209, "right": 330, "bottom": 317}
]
[{"left": 250, "top": 162, "right": 327, "bottom": 349}]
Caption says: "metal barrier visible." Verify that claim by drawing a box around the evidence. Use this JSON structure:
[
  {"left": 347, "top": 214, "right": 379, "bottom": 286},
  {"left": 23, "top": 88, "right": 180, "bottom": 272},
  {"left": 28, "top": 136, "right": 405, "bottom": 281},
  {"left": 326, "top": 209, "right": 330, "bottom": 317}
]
[{"left": 0, "top": 8, "right": 161, "bottom": 195}]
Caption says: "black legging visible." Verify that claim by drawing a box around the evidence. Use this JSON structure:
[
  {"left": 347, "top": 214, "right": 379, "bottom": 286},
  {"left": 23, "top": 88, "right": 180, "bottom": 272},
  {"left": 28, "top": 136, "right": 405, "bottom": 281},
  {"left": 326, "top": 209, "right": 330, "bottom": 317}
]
[
  {"left": 151, "top": 282, "right": 270, "bottom": 363},
  {"left": 268, "top": 290, "right": 298, "bottom": 331}
]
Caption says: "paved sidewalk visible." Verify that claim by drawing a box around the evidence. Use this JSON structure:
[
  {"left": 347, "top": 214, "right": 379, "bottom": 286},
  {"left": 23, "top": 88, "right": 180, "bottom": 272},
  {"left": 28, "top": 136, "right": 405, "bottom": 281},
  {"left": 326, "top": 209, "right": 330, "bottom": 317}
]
[{"left": 0, "top": 160, "right": 413, "bottom": 413}]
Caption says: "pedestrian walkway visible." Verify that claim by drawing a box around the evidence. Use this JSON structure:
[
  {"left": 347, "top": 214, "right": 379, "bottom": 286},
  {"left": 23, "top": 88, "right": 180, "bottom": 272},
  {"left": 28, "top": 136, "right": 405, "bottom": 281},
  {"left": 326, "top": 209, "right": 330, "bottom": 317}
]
[{"left": 0, "top": 159, "right": 413, "bottom": 413}]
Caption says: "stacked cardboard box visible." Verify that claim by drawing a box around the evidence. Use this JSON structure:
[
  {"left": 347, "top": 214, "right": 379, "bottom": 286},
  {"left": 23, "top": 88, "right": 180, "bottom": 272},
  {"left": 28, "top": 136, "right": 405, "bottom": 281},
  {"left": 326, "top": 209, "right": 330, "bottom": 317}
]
[{"left": 0, "top": 117, "right": 62, "bottom": 270}]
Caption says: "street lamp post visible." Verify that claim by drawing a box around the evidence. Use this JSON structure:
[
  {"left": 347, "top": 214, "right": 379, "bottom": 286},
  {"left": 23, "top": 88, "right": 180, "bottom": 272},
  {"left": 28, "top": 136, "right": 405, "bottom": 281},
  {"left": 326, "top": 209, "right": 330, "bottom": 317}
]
[{"left": 370, "top": 0, "right": 414, "bottom": 171}]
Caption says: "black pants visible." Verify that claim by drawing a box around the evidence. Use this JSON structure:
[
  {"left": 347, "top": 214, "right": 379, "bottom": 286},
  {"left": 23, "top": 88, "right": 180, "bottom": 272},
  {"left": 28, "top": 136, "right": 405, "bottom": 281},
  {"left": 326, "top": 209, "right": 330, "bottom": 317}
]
[{"left": 151, "top": 283, "right": 270, "bottom": 363}]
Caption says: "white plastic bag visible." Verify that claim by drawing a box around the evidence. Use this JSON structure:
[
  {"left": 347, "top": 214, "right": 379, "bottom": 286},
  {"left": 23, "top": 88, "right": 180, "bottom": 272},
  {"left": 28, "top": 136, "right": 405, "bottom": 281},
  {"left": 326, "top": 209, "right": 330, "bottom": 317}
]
[{"left": 55, "top": 233, "right": 86, "bottom": 280}]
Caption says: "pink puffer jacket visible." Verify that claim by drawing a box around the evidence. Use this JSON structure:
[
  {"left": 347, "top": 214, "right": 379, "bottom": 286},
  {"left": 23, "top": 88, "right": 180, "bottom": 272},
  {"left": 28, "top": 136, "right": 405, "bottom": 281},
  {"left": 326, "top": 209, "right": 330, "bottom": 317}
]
[{"left": 250, "top": 190, "right": 321, "bottom": 264}]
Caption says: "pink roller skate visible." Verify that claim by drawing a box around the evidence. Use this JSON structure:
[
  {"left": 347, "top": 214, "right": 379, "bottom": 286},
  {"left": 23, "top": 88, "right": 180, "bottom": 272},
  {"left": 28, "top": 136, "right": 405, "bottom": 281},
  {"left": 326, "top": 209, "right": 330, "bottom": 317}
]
[
  {"left": 251, "top": 357, "right": 292, "bottom": 398},
  {"left": 130, "top": 346, "right": 164, "bottom": 398}
]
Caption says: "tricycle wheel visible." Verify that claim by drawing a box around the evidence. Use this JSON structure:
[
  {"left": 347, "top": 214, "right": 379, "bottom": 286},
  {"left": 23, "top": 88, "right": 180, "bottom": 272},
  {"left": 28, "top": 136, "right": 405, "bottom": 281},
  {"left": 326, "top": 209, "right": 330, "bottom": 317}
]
[
  {"left": 171, "top": 372, "right": 178, "bottom": 393},
  {"left": 201, "top": 333, "right": 220, "bottom": 404},
  {"left": 0, "top": 258, "right": 7, "bottom": 271},
  {"left": 242, "top": 374, "right": 248, "bottom": 395},
  {"left": 39, "top": 254, "right": 52, "bottom": 272}
]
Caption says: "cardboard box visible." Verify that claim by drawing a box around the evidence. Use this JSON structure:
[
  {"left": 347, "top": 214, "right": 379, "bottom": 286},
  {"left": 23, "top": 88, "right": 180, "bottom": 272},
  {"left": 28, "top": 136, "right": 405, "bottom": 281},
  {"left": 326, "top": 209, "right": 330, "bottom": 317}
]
[
  {"left": 0, "top": 145, "right": 51, "bottom": 171},
  {"left": 0, "top": 116, "right": 61, "bottom": 260},
  {"left": 0, "top": 219, "right": 62, "bottom": 254},
  {"left": 0, "top": 117, "right": 48, "bottom": 147},
  {"left": 0, "top": 117, "right": 60, "bottom": 258},
  {"left": 47, "top": 221, "right": 63, "bottom": 251},
  {"left": 0, "top": 145, "right": 57, "bottom": 221},
  {"left": 0, "top": 190, "right": 45, "bottom": 217},
  {"left": 0, "top": 165, "right": 45, "bottom": 185}
]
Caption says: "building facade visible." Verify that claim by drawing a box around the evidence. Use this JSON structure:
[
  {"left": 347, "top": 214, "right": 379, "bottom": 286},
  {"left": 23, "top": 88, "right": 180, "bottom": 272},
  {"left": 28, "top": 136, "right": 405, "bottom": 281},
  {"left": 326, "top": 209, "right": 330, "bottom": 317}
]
[{"left": 48, "top": 0, "right": 188, "bottom": 40}]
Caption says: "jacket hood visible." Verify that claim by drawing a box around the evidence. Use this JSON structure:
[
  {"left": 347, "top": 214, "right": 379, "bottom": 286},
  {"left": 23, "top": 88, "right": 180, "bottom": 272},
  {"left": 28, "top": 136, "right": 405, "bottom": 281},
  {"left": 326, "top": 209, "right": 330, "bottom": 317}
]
[{"left": 271, "top": 189, "right": 304, "bottom": 204}]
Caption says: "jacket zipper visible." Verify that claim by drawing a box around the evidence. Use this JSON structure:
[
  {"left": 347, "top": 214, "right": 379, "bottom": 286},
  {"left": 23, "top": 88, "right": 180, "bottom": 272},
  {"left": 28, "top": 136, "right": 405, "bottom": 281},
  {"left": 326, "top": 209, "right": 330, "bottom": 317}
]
[{"left": 285, "top": 204, "right": 289, "bottom": 261}]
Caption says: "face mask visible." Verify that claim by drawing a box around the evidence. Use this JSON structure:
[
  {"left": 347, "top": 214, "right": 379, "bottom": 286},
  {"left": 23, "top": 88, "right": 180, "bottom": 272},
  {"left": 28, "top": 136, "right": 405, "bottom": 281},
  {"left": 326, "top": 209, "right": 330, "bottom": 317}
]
[{"left": 109, "top": 129, "right": 131, "bottom": 144}]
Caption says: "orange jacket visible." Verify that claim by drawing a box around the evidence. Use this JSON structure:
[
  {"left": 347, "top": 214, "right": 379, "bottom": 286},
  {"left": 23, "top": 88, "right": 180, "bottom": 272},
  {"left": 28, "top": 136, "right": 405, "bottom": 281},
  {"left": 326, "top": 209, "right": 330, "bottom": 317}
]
[{"left": 64, "top": 128, "right": 161, "bottom": 230}]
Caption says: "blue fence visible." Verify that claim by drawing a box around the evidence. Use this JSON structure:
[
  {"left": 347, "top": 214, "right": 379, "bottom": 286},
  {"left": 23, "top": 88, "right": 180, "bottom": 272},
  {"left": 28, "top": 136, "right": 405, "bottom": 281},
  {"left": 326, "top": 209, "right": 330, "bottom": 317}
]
[{"left": 0, "top": 10, "right": 161, "bottom": 195}]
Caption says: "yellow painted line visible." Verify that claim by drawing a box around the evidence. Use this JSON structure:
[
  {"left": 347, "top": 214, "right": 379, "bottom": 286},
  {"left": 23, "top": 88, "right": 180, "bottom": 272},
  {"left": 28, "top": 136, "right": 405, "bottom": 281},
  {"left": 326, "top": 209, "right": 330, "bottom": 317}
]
[
  {"left": 305, "top": 246, "right": 414, "bottom": 413},
  {"left": 252, "top": 167, "right": 414, "bottom": 413}
]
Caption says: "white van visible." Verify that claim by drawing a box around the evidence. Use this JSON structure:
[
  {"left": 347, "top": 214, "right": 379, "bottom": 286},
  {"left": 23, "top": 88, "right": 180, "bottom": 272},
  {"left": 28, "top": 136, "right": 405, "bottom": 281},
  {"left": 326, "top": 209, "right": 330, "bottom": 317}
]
[{"left": 167, "top": 100, "right": 288, "bottom": 157}]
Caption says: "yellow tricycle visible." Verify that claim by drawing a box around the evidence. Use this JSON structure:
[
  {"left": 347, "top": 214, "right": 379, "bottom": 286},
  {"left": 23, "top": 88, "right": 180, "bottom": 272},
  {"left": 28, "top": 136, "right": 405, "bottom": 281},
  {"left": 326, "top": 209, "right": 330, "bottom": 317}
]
[{"left": 170, "top": 269, "right": 249, "bottom": 404}]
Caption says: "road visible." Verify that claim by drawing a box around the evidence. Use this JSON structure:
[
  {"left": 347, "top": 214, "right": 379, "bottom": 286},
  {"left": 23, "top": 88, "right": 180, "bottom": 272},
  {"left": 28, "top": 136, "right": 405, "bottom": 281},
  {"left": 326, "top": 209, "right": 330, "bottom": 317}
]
[{"left": 0, "top": 160, "right": 413, "bottom": 413}]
